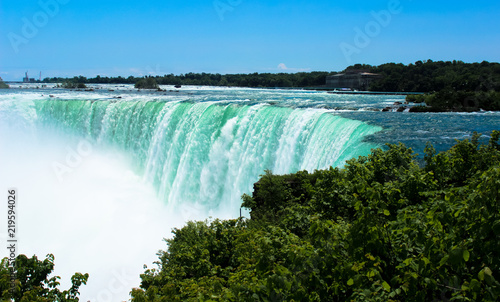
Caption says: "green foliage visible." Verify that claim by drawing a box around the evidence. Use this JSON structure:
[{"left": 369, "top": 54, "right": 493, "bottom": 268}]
[
  {"left": 0, "top": 79, "right": 9, "bottom": 89},
  {"left": 133, "top": 131, "right": 500, "bottom": 301},
  {"left": 407, "top": 90, "right": 500, "bottom": 111},
  {"left": 135, "top": 77, "right": 159, "bottom": 89},
  {"left": 369, "top": 60, "right": 500, "bottom": 93},
  {"left": 60, "top": 76, "right": 88, "bottom": 89},
  {"left": 44, "top": 72, "right": 333, "bottom": 88},
  {"left": 135, "top": 71, "right": 333, "bottom": 88},
  {"left": 0, "top": 254, "right": 88, "bottom": 301},
  {"left": 132, "top": 219, "right": 245, "bottom": 301},
  {"left": 375, "top": 60, "right": 500, "bottom": 111},
  {"left": 405, "top": 94, "right": 426, "bottom": 104}
]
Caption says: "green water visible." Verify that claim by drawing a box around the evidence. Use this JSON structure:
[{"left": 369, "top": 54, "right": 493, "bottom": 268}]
[{"left": 32, "top": 98, "right": 381, "bottom": 211}]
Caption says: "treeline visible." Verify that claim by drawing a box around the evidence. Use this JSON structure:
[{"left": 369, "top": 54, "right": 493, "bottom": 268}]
[
  {"left": 349, "top": 60, "right": 500, "bottom": 111},
  {"left": 42, "top": 61, "right": 500, "bottom": 92},
  {"left": 367, "top": 60, "right": 500, "bottom": 111},
  {"left": 131, "top": 132, "right": 500, "bottom": 301},
  {"left": 366, "top": 60, "right": 500, "bottom": 93},
  {"left": 43, "top": 72, "right": 333, "bottom": 88}
]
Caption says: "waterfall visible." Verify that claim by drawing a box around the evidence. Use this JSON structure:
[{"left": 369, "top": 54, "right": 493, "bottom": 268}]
[{"left": 33, "top": 98, "right": 381, "bottom": 213}]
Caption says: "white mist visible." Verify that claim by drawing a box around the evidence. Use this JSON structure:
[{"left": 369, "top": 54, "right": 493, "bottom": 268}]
[{"left": 0, "top": 126, "right": 213, "bottom": 302}]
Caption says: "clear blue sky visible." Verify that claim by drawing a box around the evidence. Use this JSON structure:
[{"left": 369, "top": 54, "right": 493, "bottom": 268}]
[{"left": 1, "top": 0, "right": 499, "bottom": 80}]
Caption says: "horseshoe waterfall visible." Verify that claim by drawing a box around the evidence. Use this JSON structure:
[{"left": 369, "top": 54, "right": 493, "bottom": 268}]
[
  {"left": 0, "top": 89, "right": 381, "bottom": 301},
  {"left": 35, "top": 99, "right": 380, "bottom": 208}
]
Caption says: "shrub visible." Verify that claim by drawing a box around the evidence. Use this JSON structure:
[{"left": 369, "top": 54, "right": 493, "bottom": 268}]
[
  {"left": 0, "top": 254, "right": 88, "bottom": 301},
  {"left": 62, "top": 81, "right": 86, "bottom": 89},
  {"left": 135, "top": 78, "right": 159, "bottom": 89},
  {"left": 0, "top": 79, "right": 9, "bottom": 89}
]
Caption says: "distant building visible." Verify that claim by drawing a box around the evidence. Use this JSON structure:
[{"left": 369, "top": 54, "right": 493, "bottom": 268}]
[
  {"left": 23, "top": 71, "right": 36, "bottom": 83},
  {"left": 326, "top": 70, "right": 382, "bottom": 91}
]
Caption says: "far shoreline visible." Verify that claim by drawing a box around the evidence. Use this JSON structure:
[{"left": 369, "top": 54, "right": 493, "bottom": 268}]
[{"left": 2, "top": 83, "right": 497, "bottom": 113}]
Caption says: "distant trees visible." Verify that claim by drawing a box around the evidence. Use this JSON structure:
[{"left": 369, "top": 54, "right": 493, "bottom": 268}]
[
  {"left": 408, "top": 90, "right": 500, "bottom": 112},
  {"left": 369, "top": 60, "right": 500, "bottom": 93},
  {"left": 135, "top": 78, "right": 159, "bottom": 89},
  {"left": 43, "top": 72, "right": 334, "bottom": 88},
  {"left": 54, "top": 76, "right": 88, "bottom": 89},
  {"left": 390, "top": 60, "right": 500, "bottom": 111},
  {"left": 149, "top": 72, "right": 332, "bottom": 88},
  {"left": 40, "top": 60, "right": 500, "bottom": 100}
]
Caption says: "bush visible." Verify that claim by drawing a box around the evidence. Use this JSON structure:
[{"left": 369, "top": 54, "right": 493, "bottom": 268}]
[
  {"left": 405, "top": 94, "right": 426, "bottom": 103},
  {"left": 0, "top": 79, "right": 9, "bottom": 89},
  {"left": 62, "top": 81, "right": 86, "bottom": 89},
  {"left": 135, "top": 78, "right": 159, "bottom": 89}
]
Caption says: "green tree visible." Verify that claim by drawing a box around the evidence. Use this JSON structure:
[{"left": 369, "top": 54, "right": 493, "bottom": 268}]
[{"left": 0, "top": 254, "right": 88, "bottom": 302}]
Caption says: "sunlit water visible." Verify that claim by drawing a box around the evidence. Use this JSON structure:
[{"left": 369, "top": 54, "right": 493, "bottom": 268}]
[{"left": 1, "top": 84, "right": 499, "bottom": 301}]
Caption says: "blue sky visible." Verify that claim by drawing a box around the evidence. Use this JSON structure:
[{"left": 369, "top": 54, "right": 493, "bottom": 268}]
[{"left": 1, "top": 0, "right": 499, "bottom": 80}]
